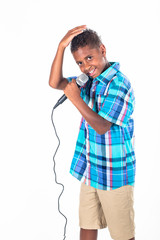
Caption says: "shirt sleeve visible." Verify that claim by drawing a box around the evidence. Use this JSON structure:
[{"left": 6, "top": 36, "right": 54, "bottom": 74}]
[
  {"left": 67, "top": 76, "right": 77, "bottom": 82},
  {"left": 98, "top": 76, "right": 135, "bottom": 127}
]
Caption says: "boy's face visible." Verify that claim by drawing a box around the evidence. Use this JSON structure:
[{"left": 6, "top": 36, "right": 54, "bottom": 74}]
[{"left": 72, "top": 44, "right": 107, "bottom": 79}]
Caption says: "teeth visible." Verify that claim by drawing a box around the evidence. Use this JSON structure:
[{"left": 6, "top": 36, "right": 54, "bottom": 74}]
[{"left": 89, "top": 68, "right": 95, "bottom": 74}]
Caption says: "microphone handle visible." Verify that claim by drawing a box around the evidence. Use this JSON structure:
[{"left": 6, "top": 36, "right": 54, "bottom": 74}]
[{"left": 53, "top": 94, "right": 67, "bottom": 109}]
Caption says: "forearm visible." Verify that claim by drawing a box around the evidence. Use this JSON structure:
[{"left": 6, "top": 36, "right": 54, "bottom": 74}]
[
  {"left": 49, "top": 44, "right": 68, "bottom": 90},
  {"left": 49, "top": 25, "right": 86, "bottom": 90},
  {"left": 63, "top": 79, "right": 112, "bottom": 135},
  {"left": 74, "top": 98, "right": 112, "bottom": 135}
]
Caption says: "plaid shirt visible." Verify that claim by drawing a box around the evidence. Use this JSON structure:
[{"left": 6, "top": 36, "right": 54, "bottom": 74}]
[{"left": 67, "top": 62, "right": 136, "bottom": 190}]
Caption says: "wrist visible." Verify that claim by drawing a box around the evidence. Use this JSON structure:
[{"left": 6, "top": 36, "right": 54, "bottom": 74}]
[
  {"left": 58, "top": 42, "right": 66, "bottom": 51},
  {"left": 72, "top": 95, "right": 83, "bottom": 108}
]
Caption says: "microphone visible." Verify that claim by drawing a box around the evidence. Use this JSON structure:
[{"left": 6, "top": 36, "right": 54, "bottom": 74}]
[{"left": 53, "top": 73, "right": 89, "bottom": 109}]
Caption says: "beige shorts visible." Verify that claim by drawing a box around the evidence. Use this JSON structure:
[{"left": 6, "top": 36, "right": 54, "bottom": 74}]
[{"left": 79, "top": 183, "right": 135, "bottom": 240}]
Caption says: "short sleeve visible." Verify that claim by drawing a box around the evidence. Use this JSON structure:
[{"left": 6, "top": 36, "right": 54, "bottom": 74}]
[
  {"left": 98, "top": 76, "right": 135, "bottom": 127},
  {"left": 67, "top": 76, "right": 77, "bottom": 82}
]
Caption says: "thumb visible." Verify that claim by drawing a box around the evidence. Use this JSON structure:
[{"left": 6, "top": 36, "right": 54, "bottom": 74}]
[{"left": 72, "top": 78, "right": 76, "bottom": 83}]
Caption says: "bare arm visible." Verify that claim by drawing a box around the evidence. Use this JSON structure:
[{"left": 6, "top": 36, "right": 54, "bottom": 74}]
[
  {"left": 64, "top": 79, "right": 112, "bottom": 135},
  {"left": 49, "top": 25, "right": 112, "bottom": 134},
  {"left": 75, "top": 98, "right": 112, "bottom": 135},
  {"left": 49, "top": 25, "right": 86, "bottom": 90},
  {"left": 49, "top": 44, "right": 68, "bottom": 90}
]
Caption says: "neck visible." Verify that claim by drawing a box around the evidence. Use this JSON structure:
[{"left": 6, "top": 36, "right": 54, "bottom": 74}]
[{"left": 103, "top": 61, "right": 111, "bottom": 72}]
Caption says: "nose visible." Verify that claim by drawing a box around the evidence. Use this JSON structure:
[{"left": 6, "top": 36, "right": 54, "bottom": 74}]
[{"left": 83, "top": 61, "right": 90, "bottom": 73}]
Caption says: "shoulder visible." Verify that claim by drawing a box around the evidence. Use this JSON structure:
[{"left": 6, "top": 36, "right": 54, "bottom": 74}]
[
  {"left": 107, "top": 71, "right": 133, "bottom": 98},
  {"left": 104, "top": 72, "right": 135, "bottom": 108}
]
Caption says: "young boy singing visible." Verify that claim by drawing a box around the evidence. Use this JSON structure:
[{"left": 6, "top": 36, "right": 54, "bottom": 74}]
[{"left": 49, "top": 25, "right": 136, "bottom": 240}]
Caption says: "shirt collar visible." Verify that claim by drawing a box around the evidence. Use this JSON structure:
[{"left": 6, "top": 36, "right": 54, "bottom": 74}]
[
  {"left": 93, "top": 62, "right": 120, "bottom": 85},
  {"left": 80, "top": 62, "right": 120, "bottom": 92}
]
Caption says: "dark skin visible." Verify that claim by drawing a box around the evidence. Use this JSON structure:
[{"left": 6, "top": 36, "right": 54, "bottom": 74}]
[
  {"left": 49, "top": 25, "right": 135, "bottom": 240},
  {"left": 80, "top": 229, "right": 135, "bottom": 240},
  {"left": 65, "top": 44, "right": 112, "bottom": 135},
  {"left": 49, "top": 25, "right": 112, "bottom": 135}
]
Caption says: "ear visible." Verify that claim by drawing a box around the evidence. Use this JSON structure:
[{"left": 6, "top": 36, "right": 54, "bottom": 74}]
[{"left": 99, "top": 44, "right": 106, "bottom": 57}]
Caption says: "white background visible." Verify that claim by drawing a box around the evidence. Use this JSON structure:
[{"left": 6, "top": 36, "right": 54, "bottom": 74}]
[{"left": 0, "top": 0, "right": 160, "bottom": 239}]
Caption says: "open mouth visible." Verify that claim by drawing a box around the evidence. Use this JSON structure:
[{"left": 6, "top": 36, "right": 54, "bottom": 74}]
[{"left": 88, "top": 68, "right": 96, "bottom": 77}]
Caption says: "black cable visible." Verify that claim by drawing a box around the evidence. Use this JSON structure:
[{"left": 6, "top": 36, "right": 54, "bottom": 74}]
[{"left": 51, "top": 107, "right": 67, "bottom": 240}]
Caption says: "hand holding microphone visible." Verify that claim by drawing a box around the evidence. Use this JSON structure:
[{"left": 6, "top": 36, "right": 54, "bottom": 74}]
[
  {"left": 53, "top": 73, "right": 89, "bottom": 109},
  {"left": 64, "top": 78, "right": 81, "bottom": 103}
]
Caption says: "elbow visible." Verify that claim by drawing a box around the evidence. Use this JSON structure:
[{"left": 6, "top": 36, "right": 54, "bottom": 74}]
[
  {"left": 97, "top": 129, "right": 108, "bottom": 135},
  {"left": 96, "top": 123, "right": 112, "bottom": 135},
  {"left": 48, "top": 78, "right": 57, "bottom": 89},
  {"left": 48, "top": 77, "right": 67, "bottom": 90},
  {"left": 49, "top": 81, "right": 55, "bottom": 88}
]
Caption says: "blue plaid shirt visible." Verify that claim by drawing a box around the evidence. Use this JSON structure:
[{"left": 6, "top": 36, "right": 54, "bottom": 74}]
[{"left": 67, "top": 62, "right": 136, "bottom": 190}]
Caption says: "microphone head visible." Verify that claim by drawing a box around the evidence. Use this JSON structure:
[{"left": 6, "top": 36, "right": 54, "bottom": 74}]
[{"left": 76, "top": 74, "right": 89, "bottom": 87}]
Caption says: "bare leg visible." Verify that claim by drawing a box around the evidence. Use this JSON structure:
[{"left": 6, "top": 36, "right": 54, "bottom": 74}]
[
  {"left": 80, "top": 228, "right": 134, "bottom": 240},
  {"left": 80, "top": 228, "right": 98, "bottom": 240}
]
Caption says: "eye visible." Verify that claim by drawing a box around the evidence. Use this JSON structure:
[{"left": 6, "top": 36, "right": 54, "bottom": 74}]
[
  {"left": 87, "top": 56, "right": 92, "bottom": 60},
  {"left": 77, "top": 61, "right": 82, "bottom": 66}
]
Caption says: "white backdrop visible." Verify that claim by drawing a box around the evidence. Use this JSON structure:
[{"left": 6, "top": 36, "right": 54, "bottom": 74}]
[{"left": 0, "top": 0, "right": 160, "bottom": 239}]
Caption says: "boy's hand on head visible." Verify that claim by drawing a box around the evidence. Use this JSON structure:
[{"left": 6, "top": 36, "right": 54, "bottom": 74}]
[
  {"left": 59, "top": 25, "right": 86, "bottom": 49},
  {"left": 64, "top": 78, "right": 81, "bottom": 103}
]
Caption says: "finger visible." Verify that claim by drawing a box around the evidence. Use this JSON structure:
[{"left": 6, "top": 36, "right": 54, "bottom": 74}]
[
  {"left": 69, "top": 25, "right": 86, "bottom": 35},
  {"left": 69, "top": 28, "right": 86, "bottom": 40},
  {"left": 70, "top": 25, "right": 86, "bottom": 32}
]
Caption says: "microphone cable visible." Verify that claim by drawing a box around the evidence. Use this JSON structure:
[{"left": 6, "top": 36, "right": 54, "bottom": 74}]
[
  {"left": 51, "top": 106, "right": 67, "bottom": 240},
  {"left": 50, "top": 74, "right": 89, "bottom": 239}
]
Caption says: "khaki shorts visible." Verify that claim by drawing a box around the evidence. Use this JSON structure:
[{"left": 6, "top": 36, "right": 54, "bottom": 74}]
[{"left": 79, "top": 183, "right": 135, "bottom": 240}]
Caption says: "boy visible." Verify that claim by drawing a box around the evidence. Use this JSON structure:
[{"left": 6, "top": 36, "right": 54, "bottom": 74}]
[{"left": 49, "top": 25, "right": 136, "bottom": 240}]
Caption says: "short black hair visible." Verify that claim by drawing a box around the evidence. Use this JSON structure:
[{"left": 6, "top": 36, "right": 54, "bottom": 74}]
[{"left": 70, "top": 29, "right": 102, "bottom": 53}]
